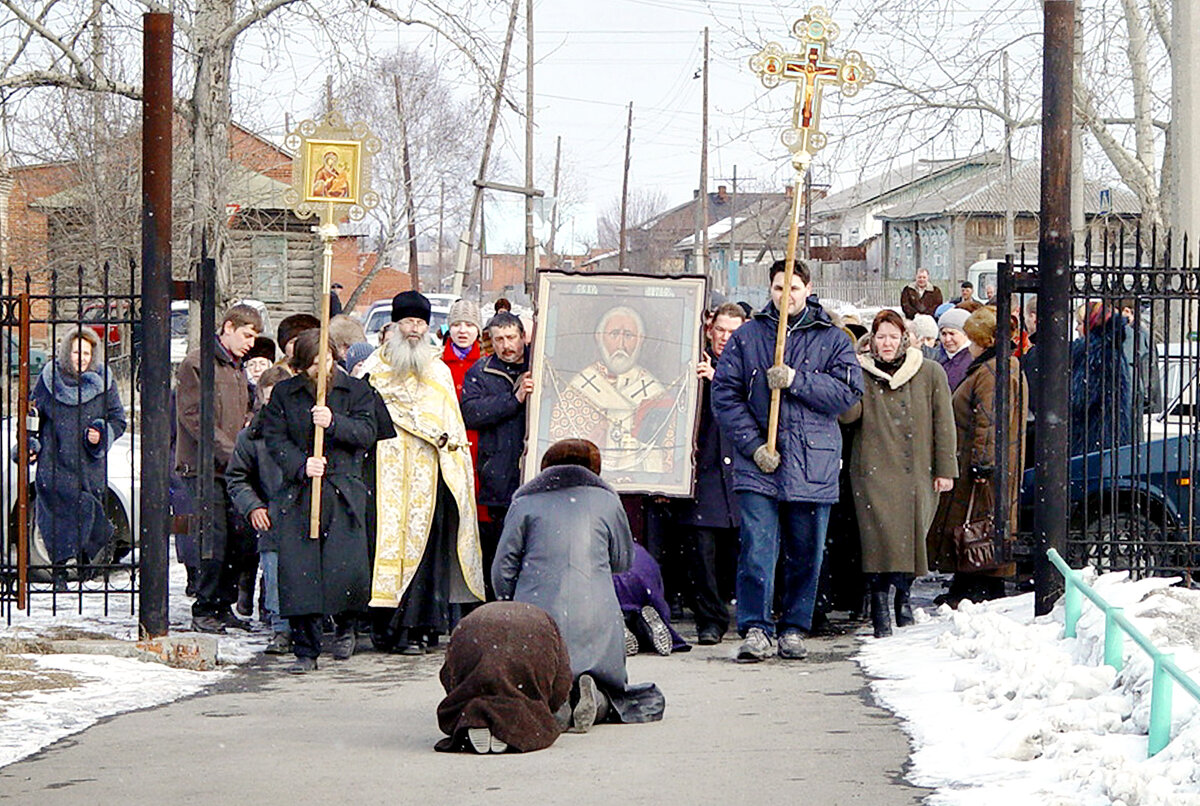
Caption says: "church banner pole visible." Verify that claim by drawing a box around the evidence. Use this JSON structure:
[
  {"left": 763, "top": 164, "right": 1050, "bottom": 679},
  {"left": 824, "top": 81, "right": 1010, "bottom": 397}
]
[
  {"left": 282, "top": 111, "right": 381, "bottom": 541},
  {"left": 749, "top": 7, "right": 874, "bottom": 459},
  {"left": 309, "top": 203, "right": 337, "bottom": 540},
  {"left": 765, "top": 156, "right": 809, "bottom": 457}
]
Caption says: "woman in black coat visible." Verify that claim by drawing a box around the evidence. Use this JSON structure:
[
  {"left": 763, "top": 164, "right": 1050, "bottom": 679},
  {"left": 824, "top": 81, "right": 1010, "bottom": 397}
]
[
  {"left": 32, "top": 326, "right": 126, "bottom": 588},
  {"left": 262, "top": 329, "right": 379, "bottom": 673}
]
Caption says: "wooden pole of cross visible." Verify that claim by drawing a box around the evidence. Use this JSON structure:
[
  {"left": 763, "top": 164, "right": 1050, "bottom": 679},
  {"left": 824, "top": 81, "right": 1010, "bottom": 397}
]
[
  {"left": 283, "top": 112, "right": 380, "bottom": 539},
  {"left": 749, "top": 6, "right": 874, "bottom": 458}
]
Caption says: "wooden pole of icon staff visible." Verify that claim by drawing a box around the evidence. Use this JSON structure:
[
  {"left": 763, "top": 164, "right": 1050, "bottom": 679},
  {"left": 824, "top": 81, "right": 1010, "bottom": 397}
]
[
  {"left": 284, "top": 118, "right": 379, "bottom": 540},
  {"left": 310, "top": 203, "right": 339, "bottom": 539},
  {"left": 750, "top": 8, "right": 874, "bottom": 458}
]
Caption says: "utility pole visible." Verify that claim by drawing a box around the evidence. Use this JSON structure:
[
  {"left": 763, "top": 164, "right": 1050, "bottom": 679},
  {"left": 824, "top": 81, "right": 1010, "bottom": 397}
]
[
  {"left": 547, "top": 135, "right": 561, "bottom": 267},
  {"left": 697, "top": 26, "right": 710, "bottom": 276},
  {"left": 715, "top": 166, "right": 758, "bottom": 291},
  {"left": 394, "top": 75, "right": 420, "bottom": 292},
  {"left": 619, "top": 102, "right": 633, "bottom": 270},
  {"left": 729, "top": 164, "right": 737, "bottom": 290},
  {"left": 1172, "top": 0, "right": 1199, "bottom": 256},
  {"left": 453, "top": 0, "right": 520, "bottom": 296},
  {"left": 1003, "top": 51, "right": 1015, "bottom": 256},
  {"left": 438, "top": 178, "right": 445, "bottom": 288},
  {"left": 1034, "top": 0, "right": 1075, "bottom": 617},
  {"left": 524, "top": 0, "right": 536, "bottom": 296}
]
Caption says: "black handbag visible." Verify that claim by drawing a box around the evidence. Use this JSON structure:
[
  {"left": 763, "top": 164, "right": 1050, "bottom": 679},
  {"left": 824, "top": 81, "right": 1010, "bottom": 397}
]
[{"left": 952, "top": 483, "right": 1010, "bottom": 573}]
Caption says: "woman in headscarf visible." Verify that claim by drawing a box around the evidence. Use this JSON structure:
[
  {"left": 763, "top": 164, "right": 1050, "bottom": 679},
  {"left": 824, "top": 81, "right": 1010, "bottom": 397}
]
[
  {"left": 927, "top": 307, "right": 1028, "bottom": 607},
  {"left": 493, "top": 439, "right": 666, "bottom": 732},
  {"left": 841, "top": 310, "right": 957, "bottom": 637},
  {"left": 435, "top": 601, "right": 573, "bottom": 754},
  {"left": 32, "top": 326, "right": 126, "bottom": 588}
]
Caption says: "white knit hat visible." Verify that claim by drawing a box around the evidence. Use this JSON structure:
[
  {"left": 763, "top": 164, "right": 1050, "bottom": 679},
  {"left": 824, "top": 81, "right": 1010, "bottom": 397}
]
[{"left": 938, "top": 307, "right": 971, "bottom": 333}]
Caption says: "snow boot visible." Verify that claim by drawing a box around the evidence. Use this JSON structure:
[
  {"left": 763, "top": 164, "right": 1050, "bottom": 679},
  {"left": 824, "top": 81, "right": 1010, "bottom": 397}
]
[
  {"left": 871, "top": 591, "right": 892, "bottom": 638},
  {"left": 894, "top": 580, "right": 914, "bottom": 628}
]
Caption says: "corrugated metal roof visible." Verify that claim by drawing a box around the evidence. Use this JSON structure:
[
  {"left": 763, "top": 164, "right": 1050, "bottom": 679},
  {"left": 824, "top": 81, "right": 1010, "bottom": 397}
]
[
  {"left": 31, "top": 165, "right": 291, "bottom": 211},
  {"left": 874, "top": 159, "right": 1141, "bottom": 219},
  {"left": 812, "top": 153, "right": 1003, "bottom": 214}
]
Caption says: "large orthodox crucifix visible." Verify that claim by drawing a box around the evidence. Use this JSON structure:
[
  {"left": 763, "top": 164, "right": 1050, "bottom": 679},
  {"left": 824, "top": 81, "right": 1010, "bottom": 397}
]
[{"left": 748, "top": 6, "right": 874, "bottom": 459}]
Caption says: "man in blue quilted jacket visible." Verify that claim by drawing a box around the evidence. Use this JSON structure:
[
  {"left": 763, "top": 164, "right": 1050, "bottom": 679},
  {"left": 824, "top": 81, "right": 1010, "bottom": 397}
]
[{"left": 712, "top": 259, "right": 863, "bottom": 662}]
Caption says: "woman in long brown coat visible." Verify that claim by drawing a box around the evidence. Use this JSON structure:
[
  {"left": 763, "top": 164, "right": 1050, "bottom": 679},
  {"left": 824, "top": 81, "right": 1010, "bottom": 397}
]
[
  {"left": 927, "top": 307, "right": 1028, "bottom": 607},
  {"left": 841, "top": 310, "right": 957, "bottom": 637}
]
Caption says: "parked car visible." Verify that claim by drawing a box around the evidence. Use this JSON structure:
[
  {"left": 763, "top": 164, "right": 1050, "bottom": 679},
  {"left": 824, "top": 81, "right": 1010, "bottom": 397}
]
[
  {"left": 170, "top": 299, "right": 273, "bottom": 369},
  {"left": 0, "top": 416, "right": 138, "bottom": 583},
  {"left": 362, "top": 297, "right": 451, "bottom": 346},
  {"left": 1, "top": 331, "right": 48, "bottom": 381},
  {"left": 1017, "top": 347, "right": 1199, "bottom": 579}
]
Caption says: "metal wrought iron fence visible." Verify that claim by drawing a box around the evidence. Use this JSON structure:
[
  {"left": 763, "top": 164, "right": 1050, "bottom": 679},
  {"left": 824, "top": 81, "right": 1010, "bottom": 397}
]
[
  {"left": 0, "top": 264, "right": 141, "bottom": 621},
  {"left": 1004, "top": 229, "right": 1199, "bottom": 586}
]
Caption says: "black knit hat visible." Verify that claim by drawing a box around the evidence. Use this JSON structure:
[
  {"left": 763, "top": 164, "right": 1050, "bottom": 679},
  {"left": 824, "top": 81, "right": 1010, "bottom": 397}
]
[
  {"left": 392, "top": 291, "right": 431, "bottom": 323},
  {"left": 245, "top": 336, "right": 277, "bottom": 363}
]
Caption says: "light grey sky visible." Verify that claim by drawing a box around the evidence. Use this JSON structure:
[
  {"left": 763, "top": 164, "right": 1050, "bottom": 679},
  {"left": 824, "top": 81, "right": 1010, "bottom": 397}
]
[{"left": 232, "top": 0, "right": 890, "bottom": 214}]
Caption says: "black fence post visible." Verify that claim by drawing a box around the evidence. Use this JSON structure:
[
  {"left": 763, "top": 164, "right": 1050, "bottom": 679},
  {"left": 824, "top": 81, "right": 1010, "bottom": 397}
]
[
  {"left": 1034, "top": 0, "right": 1075, "bottom": 616},
  {"left": 197, "top": 240, "right": 216, "bottom": 583},
  {"left": 139, "top": 11, "right": 172, "bottom": 638}
]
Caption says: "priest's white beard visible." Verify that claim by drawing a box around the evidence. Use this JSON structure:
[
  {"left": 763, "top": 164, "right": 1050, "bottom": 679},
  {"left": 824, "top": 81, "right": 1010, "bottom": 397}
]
[{"left": 384, "top": 332, "right": 436, "bottom": 377}]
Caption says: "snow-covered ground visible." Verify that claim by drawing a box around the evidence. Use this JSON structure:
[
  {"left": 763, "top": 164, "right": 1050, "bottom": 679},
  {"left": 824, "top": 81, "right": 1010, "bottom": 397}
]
[
  {"left": 1, "top": 559, "right": 266, "bottom": 768},
  {"left": 859, "top": 572, "right": 1200, "bottom": 806}
]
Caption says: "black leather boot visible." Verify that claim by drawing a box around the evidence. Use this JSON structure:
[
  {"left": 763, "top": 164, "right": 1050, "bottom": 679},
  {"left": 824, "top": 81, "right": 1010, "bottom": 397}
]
[
  {"left": 894, "top": 587, "right": 914, "bottom": 627},
  {"left": 871, "top": 591, "right": 892, "bottom": 638}
]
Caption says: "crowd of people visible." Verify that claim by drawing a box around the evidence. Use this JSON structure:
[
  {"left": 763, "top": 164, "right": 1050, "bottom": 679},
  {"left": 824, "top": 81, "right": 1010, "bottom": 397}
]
[{"left": 19, "top": 256, "right": 1152, "bottom": 754}]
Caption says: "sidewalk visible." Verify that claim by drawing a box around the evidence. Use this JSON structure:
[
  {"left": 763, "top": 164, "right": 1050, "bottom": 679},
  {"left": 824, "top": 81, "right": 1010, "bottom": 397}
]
[{"left": 0, "top": 630, "right": 929, "bottom": 805}]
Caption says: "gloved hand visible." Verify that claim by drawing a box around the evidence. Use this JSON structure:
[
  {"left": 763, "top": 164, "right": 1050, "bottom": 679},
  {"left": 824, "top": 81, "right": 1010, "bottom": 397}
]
[
  {"left": 766, "top": 364, "right": 796, "bottom": 390},
  {"left": 753, "top": 444, "right": 781, "bottom": 473}
]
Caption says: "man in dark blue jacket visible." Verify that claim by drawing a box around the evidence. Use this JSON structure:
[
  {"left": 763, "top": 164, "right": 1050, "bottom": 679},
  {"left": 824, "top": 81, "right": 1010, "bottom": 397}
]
[
  {"left": 460, "top": 311, "right": 532, "bottom": 598},
  {"left": 712, "top": 259, "right": 863, "bottom": 662},
  {"left": 676, "top": 302, "right": 747, "bottom": 645}
]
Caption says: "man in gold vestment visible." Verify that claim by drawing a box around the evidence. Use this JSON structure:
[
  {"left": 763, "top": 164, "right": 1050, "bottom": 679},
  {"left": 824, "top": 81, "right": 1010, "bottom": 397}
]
[{"left": 362, "top": 291, "right": 484, "bottom": 654}]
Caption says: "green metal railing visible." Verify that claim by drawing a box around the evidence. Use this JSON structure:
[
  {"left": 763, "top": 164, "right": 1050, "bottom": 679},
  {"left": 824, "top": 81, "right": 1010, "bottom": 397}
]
[{"left": 1047, "top": 548, "right": 1200, "bottom": 757}]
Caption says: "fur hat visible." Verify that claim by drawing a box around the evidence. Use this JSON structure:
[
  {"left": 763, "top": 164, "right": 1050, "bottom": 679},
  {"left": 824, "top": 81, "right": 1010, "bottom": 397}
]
[
  {"left": 964, "top": 306, "right": 998, "bottom": 348},
  {"left": 541, "top": 438, "right": 602, "bottom": 475},
  {"left": 245, "top": 336, "right": 277, "bottom": 364},
  {"left": 938, "top": 307, "right": 971, "bottom": 333},
  {"left": 447, "top": 299, "right": 481, "bottom": 330},
  {"left": 391, "top": 291, "right": 431, "bottom": 323}
]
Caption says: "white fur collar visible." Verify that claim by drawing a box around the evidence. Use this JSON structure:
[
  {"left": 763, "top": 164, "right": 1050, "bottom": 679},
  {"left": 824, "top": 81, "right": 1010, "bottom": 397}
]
[{"left": 857, "top": 346, "right": 924, "bottom": 389}]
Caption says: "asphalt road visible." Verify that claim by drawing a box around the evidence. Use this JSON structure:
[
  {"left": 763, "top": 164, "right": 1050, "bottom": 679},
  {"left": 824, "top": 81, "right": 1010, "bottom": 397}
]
[{"left": 0, "top": 629, "right": 930, "bottom": 805}]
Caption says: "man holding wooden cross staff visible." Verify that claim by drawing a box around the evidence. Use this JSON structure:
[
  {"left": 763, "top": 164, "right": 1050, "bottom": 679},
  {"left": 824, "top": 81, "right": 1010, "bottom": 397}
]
[
  {"left": 711, "top": 259, "right": 862, "bottom": 663},
  {"left": 714, "top": 7, "right": 872, "bottom": 663}
]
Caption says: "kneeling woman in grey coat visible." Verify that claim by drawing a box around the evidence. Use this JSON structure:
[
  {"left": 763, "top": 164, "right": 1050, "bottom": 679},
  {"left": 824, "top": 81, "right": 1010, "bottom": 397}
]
[{"left": 493, "top": 439, "right": 665, "bottom": 732}]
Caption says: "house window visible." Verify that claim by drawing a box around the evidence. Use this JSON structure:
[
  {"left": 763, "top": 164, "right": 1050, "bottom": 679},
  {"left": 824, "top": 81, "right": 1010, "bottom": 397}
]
[
  {"left": 251, "top": 235, "right": 287, "bottom": 303},
  {"left": 889, "top": 225, "right": 915, "bottom": 279},
  {"left": 918, "top": 224, "right": 949, "bottom": 280}
]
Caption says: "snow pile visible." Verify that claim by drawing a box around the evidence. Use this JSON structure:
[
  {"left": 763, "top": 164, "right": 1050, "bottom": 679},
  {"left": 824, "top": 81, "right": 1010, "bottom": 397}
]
[
  {"left": 859, "top": 573, "right": 1200, "bottom": 806},
  {"left": 0, "top": 653, "right": 214, "bottom": 768},
  {"left": 0, "top": 560, "right": 266, "bottom": 769}
]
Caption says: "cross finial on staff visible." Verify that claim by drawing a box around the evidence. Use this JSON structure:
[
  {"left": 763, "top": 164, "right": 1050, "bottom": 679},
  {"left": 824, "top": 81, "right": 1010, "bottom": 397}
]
[{"left": 749, "top": 6, "right": 874, "bottom": 168}]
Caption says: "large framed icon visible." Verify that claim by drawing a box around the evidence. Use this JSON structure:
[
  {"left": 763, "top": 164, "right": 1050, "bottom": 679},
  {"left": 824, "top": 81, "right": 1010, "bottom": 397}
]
[{"left": 524, "top": 271, "right": 708, "bottom": 496}]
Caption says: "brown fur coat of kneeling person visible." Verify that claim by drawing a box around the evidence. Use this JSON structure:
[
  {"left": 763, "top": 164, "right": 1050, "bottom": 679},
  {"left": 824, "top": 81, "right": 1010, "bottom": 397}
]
[{"left": 435, "top": 601, "right": 573, "bottom": 754}]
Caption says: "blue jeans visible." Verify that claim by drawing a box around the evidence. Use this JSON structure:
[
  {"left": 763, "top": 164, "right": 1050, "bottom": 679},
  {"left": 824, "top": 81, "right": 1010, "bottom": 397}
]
[
  {"left": 735, "top": 492, "right": 830, "bottom": 637},
  {"left": 259, "top": 550, "right": 289, "bottom": 635}
]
